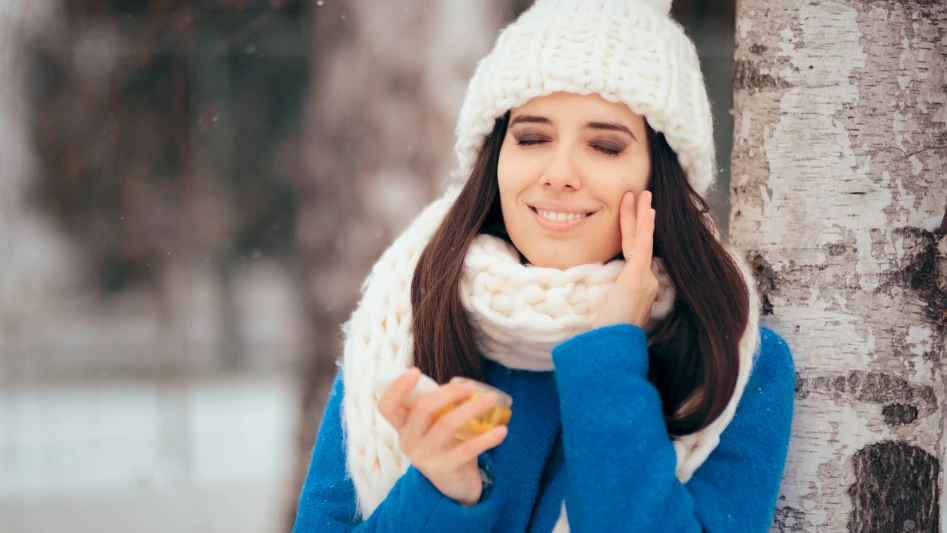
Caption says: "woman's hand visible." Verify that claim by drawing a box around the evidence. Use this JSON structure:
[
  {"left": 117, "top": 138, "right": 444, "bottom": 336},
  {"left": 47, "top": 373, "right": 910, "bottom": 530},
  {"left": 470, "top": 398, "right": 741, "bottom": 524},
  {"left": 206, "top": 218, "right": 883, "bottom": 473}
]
[
  {"left": 592, "top": 190, "right": 659, "bottom": 330},
  {"left": 376, "top": 368, "right": 509, "bottom": 506}
]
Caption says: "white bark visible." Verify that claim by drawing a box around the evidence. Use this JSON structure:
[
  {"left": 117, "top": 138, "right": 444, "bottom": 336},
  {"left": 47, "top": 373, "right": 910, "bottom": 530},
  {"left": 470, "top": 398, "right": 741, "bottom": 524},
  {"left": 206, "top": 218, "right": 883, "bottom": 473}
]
[{"left": 730, "top": 1, "right": 947, "bottom": 531}]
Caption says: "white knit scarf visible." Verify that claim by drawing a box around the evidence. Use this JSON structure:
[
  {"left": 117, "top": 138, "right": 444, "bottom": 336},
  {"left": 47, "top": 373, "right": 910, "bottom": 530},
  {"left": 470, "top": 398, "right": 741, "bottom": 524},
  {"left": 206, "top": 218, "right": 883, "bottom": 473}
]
[{"left": 340, "top": 187, "right": 761, "bottom": 530}]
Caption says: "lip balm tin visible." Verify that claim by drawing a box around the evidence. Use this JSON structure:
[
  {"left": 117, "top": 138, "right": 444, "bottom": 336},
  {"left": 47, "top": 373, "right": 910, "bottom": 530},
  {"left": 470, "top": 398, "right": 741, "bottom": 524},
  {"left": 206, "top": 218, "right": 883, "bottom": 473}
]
[{"left": 373, "top": 371, "right": 513, "bottom": 440}]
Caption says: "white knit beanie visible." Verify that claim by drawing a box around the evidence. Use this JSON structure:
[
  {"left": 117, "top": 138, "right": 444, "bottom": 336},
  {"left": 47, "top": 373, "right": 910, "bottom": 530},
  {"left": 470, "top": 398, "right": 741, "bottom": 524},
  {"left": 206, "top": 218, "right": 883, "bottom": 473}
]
[{"left": 453, "top": 0, "right": 716, "bottom": 196}]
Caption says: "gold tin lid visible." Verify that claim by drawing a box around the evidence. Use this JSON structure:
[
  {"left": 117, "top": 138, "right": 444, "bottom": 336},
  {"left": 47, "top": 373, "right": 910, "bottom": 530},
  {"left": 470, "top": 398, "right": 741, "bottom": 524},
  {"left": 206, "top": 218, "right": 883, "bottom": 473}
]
[{"left": 450, "top": 377, "right": 513, "bottom": 408}]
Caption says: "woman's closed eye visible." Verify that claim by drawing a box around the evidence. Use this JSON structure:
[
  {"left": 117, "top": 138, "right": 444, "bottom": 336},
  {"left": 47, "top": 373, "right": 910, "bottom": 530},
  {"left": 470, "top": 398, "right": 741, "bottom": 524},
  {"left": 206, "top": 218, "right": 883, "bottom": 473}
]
[
  {"left": 590, "top": 141, "right": 625, "bottom": 157},
  {"left": 515, "top": 135, "right": 547, "bottom": 147},
  {"left": 514, "top": 136, "right": 626, "bottom": 157}
]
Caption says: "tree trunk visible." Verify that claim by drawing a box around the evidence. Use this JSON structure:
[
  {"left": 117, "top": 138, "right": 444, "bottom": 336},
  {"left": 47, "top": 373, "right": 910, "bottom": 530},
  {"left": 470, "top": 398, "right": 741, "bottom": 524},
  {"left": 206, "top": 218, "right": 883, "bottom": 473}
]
[
  {"left": 730, "top": 1, "right": 947, "bottom": 531},
  {"left": 0, "top": 0, "right": 73, "bottom": 317},
  {"left": 286, "top": 0, "right": 505, "bottom": 527}
]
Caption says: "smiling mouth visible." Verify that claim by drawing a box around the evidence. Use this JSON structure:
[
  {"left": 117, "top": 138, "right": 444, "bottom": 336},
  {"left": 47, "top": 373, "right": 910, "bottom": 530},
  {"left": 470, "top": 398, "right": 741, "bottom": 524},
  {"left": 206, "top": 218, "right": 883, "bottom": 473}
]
[
  {"left": 528, "top": 206, "right": 597, "bottom": 231},
  {"left": 531, "top": 207, "right": 593, "bottom": 222}
]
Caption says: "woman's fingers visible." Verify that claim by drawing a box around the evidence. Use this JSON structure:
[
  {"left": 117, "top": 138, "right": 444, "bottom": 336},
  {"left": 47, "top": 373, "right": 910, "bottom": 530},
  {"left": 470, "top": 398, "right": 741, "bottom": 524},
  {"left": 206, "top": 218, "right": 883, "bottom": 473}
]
[
  {"left": 428, "top": 391, "right": 499, "bottom": 447},
  {"left": 377, "top": 368, "right": 421, "bottom": 429},
  {"left": 619, "top": 191, "right": 637, "bottom": 260},
  {"left": 445, "top": 425, "right": 509, "bottom": 466},
  {"left": 402, "top": 380, "right": 477, "bottom": 446},
  {"left": 632, "top": 190, "right": 655, "bottom": 268}
]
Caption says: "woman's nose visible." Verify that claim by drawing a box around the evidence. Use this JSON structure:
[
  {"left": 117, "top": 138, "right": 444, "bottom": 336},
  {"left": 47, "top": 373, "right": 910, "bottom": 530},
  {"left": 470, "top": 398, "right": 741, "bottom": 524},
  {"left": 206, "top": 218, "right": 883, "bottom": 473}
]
[{"left": 539, "top": 145, "right": 581, "bottom": 190}]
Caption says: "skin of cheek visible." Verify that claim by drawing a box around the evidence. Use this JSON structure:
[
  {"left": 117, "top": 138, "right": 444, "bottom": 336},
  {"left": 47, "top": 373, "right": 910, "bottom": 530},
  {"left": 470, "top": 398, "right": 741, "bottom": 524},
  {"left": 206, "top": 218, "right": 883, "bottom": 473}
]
[{"left": 496, "top": 140, "right": 651, "bottom": 269}]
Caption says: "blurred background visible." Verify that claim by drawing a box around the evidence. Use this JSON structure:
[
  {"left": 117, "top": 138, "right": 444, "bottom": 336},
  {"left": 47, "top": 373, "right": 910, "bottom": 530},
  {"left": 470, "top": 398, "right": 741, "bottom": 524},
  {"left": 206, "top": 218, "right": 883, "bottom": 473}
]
[{"left": 0, "top": 0, "right": 736, "bottom": 532}]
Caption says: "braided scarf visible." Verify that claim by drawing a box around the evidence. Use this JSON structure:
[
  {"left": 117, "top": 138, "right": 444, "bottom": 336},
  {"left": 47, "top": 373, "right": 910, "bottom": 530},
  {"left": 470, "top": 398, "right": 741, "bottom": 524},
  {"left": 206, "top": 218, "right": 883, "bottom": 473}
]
[{"left": 340, "top": 187, "right": 761, "bottom": 528}]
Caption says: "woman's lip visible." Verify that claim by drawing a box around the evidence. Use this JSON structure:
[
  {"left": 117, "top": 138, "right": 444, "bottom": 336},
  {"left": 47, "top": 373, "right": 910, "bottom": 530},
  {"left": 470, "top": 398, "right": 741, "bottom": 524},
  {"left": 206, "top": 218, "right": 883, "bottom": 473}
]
[{"left": 529, "top": 206, "right": 596, "bottom": 232}]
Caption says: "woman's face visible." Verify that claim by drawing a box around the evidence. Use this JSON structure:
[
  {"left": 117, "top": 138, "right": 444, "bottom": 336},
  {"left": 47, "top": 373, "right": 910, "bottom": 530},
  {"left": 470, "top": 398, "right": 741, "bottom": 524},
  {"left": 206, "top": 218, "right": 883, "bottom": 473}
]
[{"left": 497, "top": 92, "right": 652, "bottom": 269}]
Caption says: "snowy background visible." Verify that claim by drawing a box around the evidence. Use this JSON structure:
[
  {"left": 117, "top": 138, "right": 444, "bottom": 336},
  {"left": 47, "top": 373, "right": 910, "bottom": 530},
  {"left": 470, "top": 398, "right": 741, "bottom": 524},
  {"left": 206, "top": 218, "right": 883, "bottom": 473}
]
[{"left": 0, "top": 1, "right": 736, "bottom": 532}]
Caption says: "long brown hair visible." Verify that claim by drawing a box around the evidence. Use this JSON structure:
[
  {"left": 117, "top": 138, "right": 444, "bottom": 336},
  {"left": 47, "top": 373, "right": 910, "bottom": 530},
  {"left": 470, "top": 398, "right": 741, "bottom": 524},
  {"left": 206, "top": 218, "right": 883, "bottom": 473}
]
[{"left": 410, "top": 112, "right": 750, "bottom": 436}]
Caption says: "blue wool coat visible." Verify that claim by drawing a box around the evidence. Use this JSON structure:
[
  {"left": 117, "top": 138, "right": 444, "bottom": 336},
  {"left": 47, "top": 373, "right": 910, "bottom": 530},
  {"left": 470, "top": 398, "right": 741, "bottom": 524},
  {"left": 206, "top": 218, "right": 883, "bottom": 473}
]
[{"left": 293, "top": 325, "right": 795, "bottom": 532}]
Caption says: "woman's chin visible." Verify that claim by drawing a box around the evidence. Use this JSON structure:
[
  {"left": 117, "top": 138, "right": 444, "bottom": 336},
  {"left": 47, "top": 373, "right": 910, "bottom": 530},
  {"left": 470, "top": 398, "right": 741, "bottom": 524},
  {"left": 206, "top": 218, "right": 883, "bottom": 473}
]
[{"left": 521, "top": 249, "right": 614, "bottom": 270}]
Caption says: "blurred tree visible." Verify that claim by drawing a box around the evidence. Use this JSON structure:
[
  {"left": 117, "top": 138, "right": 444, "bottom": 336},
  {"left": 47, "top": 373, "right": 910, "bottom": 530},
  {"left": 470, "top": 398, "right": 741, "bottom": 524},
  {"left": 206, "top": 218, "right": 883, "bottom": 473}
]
[
  {"left": 26, "top": 0, "right": 310, "bottom": 366},
  {"left": 287, "top": 0, "right": 507, "bottom": 526},
  {"left": 730, "top": 0, "right": 946, "bottom": 530},
  {"left": 508, "top": 0, "right": 534, "bottom": 18},
  {"left": 0, "top": 1, "right": 69, "bottom": 288}
]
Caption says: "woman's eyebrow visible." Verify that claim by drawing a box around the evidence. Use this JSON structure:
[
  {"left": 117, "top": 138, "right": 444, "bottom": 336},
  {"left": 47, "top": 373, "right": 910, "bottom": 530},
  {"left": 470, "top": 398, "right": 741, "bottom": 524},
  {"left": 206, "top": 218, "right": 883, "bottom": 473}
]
[
  {"left": 509, "top": 115, "right": 638, "bottom": 142},
  {"left": 509, "top": 115, "right": 552, "bottom": 127},
  {"left": 585, "top": 121, "right": 637, "bottom": 142}
]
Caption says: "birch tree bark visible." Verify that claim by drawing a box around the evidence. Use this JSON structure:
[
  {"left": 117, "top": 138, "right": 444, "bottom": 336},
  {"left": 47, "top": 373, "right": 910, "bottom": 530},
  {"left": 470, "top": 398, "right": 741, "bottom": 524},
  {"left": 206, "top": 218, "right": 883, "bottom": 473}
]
[
  {"left": 287, "top": 0, "right": 505, "bottom": 525},
  {"left": 730, "top": 1, "right": 947, "bottom": 531}
]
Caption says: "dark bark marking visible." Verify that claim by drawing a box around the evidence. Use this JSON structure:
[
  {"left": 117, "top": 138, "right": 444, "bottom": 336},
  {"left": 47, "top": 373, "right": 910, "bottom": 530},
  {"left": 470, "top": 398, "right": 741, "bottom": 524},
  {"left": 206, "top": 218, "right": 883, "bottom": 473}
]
[
  {"left": 794, "top": 371, "right": 937, "bottom": 416},
  {"left": 881, "top": 403, "right": 919, "bottom": 425},
  {"left": 904, "top": 144, "right": 947, "bottom": 160},
  {"left": 889, "top": 227, "right": 947, "bottom": 327},
  {"left": 773, "top": 505, "right": 812, "bottom": 532},
  {"left": 937, "top": 197, "right": 947, "bottom": 237},
  {"left": 885, "top": 0, "right": 944, "bottom": 6},
  {"left": 827, "top": 243, "right": 848, "bottom": 257},
  {"left": 734, "top": 59, "right": 792, "bottom": 92},
  {"left": 848, "top": 440, "right": 940, "bottom": 533},
  {"left": 749, "top": 43, "right": 768, "bottom": 55},
  {"left": 749, "top": 253, "right": 778, "bottom": 315}
]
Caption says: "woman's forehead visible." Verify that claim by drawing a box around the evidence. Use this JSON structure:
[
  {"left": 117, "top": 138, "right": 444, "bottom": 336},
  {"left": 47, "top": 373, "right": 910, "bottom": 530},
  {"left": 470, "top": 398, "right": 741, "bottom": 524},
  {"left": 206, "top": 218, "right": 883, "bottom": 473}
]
[{"left": 509, "top": 92, "right": 646, "bottom": 128}]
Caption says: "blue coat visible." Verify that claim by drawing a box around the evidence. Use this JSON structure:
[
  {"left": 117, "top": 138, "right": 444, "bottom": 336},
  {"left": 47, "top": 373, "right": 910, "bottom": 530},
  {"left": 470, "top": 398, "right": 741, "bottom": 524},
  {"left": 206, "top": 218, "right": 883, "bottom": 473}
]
[{"left": 293, "top": 325, "right": 795, "bottom": 532}]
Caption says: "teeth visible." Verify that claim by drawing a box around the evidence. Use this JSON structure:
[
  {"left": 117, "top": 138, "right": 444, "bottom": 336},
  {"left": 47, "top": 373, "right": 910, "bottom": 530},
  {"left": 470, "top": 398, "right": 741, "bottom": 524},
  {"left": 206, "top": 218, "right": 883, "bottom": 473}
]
[{"left": 537, "top": 210, "right": 586, "bottom": 222}]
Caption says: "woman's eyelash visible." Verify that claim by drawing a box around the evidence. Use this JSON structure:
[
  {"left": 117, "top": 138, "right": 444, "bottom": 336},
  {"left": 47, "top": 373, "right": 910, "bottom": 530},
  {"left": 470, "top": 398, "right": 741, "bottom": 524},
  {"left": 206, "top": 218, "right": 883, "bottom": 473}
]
[
  {"left": 593, "top": 144, "right": 624, "bottom": 157},
  {"left": 514, "top": 137, "right": 624, "bottom": 157}
]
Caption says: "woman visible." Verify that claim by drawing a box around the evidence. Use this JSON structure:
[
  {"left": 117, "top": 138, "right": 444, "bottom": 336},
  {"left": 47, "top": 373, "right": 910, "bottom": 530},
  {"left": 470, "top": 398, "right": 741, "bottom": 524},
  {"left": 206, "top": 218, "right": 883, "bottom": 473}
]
[{"left": 293, "top": 0, "right": 794, "bottom": 531}]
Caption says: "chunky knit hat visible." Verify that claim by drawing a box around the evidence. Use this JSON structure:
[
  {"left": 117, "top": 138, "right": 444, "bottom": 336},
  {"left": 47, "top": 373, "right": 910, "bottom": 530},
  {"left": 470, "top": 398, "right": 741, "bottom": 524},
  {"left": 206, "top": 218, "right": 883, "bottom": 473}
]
[{"left": 453, "top": 0, "right": 716, "bottom": 196}]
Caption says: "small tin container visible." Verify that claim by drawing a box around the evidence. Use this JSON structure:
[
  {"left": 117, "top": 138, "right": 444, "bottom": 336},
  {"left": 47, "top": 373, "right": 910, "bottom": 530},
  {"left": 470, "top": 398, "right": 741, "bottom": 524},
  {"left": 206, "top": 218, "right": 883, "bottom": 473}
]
[
  {"left": 436, "top": 377, "right": 513, "bottom": 441},
  {"left": 373, "top": 370, "right": 513, "bottom": 441}
]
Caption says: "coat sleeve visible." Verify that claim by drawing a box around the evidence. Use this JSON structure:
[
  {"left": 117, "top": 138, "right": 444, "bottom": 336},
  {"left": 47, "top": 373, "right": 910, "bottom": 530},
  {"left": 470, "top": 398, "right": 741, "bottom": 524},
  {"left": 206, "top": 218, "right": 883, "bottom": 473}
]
[
  {"left": 550, "top": 325, "right": 795, "bottom": 532},
  {"left": 292, "top": 370, "right": 503, "bottom": 533}
]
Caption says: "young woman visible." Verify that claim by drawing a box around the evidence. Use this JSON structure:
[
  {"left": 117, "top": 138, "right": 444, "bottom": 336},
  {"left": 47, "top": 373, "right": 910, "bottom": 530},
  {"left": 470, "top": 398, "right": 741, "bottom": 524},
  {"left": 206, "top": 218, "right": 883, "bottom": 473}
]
[{"left": 293, "top": 1, "right": 795, "bottom": 531}]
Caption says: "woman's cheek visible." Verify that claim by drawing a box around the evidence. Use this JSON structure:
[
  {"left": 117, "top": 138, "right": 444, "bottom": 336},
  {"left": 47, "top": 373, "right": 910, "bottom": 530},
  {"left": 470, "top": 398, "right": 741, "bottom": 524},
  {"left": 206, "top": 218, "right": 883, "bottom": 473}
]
[{"left": 497, "top": 153, "right": 530, "bottom": 191}]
